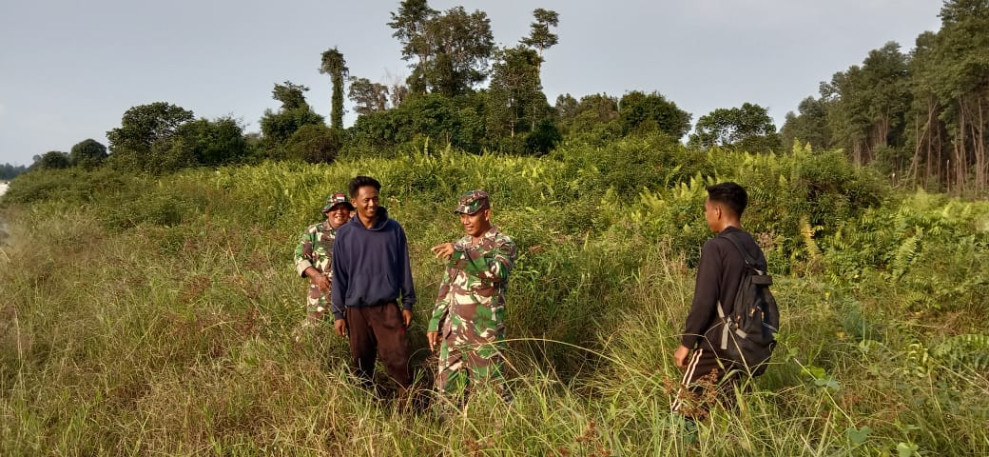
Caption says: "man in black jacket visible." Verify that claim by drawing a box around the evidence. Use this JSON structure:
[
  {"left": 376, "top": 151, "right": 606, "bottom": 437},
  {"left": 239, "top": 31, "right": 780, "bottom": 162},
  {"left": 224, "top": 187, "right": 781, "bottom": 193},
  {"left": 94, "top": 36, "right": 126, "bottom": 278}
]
[
  {"left": 331, "top": 176, "right": 416, "bottom": 393},
  {"left": 672, "top": 182, "right": 767, "bottom": 418}
]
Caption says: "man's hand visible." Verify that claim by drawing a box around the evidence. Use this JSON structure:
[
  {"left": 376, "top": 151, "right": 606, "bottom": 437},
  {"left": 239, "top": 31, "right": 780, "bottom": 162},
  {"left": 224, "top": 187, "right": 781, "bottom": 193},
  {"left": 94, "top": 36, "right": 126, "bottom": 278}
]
[
  {"left": 402, "top": 309, "right": 413, "bottom": 328},
  {"left": 426, "top": 331, "right": 440, "bottom": 352},
  {"left": 674, "top": 345, "right": 691, "bottom": 370},
  {"left": 305, "top": 267, "right": 330, "bottom": 293},
  {"left": 431, "top": 242, "right": 454, "bottom": 260},
  {"left": 334, "top": 318, "right": 347, "bottom": 337}
]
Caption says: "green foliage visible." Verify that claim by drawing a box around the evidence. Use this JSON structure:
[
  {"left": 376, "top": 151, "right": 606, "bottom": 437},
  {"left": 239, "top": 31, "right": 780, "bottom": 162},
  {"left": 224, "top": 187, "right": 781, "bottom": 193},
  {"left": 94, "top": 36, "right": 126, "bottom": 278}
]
[
  {"left": 173, "top": 117, "right": 249, "bottom": 167},
  {"left": 4, "top": 142, "right": 988, "bottom": 455},
  {"left": 520, "top": 8, "right": 559, "bottom": 58},
  {"left": 348, "top": 93, "right": 487, "bottom": 154},
  {"left": 389, "top": 2, "right": 494, "bottom": 96},
  {"left": 286, "top": 124, "right": 341, "bottom": 164},
  {"left": 33, "top": 151, "right": 72, "bottom": 170},
  {"left": 319, "top": 48, "right": 348, "bottom": 130},
  {"left": 781, "top": 97, "right": 832, "bottom": 152},
  {"left": 69, "top": 139, "right": 108, "bottom": 170},
  {"left": 106, "top": 102, "right": 195, "bottom": 171},
  {"left": 618, "top": 91, "right": 692, "bottom": 139},
  {"left": 690, "top": 102, "right": 782, "bottom": 153},
  {"left": 259, "top": 82, "right": 325, "bottom": 158},
  {"left": 487, "top": 46, "right": 550, "bottom": 144},
  {"left": 0, "top": 163, "right": 28, "bottom": 180},
  {"left": 555, "top": 93, "right": 623, "bottom": 144},
  {"left": 348, "top": 77, "right": 390, "bottom": 115}
]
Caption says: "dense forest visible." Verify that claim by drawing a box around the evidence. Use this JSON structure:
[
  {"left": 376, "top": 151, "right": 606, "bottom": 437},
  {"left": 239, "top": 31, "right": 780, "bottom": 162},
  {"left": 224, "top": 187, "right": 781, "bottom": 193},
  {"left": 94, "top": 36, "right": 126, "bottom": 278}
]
[{"left": 16, "top": 0, "right": 989, "bottom": 196}]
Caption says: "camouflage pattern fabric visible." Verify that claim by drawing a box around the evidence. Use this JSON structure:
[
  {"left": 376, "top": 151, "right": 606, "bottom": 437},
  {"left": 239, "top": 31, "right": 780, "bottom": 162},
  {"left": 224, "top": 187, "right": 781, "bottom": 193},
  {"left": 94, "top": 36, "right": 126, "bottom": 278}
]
[
  {"left": 294, "top": 220, "right": 337, "bottom": 321},
  {"left": 428, "top": 225, "right": 517, "bottom": 396}
]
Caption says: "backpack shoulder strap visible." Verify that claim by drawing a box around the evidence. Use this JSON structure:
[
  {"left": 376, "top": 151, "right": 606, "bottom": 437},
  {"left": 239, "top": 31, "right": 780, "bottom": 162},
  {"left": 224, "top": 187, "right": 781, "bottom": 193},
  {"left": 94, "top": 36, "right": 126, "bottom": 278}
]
[{"left": 720, "top": 230, "right": 765, "bottom": 275}]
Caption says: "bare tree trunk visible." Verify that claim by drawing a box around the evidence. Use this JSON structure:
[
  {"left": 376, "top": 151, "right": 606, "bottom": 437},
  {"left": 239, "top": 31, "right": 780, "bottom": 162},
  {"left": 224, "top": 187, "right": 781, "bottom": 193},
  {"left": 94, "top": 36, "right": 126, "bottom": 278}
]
[
  {"left": 955, "top": 103, "right": 966, "bottom": 194},
  {"left": 977, "top": 98, "right": 986, "bottom": 191},
  {"left": 909, "top": 114, "right": 922, "bottom": 184}
]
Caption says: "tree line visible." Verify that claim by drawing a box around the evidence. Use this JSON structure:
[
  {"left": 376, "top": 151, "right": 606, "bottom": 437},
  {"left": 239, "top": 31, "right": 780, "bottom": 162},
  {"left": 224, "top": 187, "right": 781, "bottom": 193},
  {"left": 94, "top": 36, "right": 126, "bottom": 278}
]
[
  {"left": 22, "top": 0, "right": 988, "bottom": 196},
  {"left": 781, "top": 0, "right": 989, "bottom": 193}
]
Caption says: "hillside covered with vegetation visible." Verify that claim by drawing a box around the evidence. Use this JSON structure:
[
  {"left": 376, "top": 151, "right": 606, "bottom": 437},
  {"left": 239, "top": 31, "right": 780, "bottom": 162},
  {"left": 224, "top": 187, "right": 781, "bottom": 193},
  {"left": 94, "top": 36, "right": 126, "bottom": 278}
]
[{"left": 2, "top": 137, "right": 988, "bottom": 455}]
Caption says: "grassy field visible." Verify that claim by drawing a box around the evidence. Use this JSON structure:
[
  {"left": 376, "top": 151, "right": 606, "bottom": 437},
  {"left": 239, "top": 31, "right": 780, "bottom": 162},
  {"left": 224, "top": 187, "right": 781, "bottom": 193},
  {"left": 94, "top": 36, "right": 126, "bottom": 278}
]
[{"left": 1, "top": 140, "right": 988, "bottom": 455}]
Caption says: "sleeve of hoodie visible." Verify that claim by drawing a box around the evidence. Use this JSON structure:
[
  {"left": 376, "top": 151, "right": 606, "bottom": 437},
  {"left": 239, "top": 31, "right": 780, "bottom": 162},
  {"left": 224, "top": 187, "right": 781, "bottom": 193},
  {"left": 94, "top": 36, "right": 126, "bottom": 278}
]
[
  {"left": 681, "top": 239, "right": 723, "bottom": 349},
  {"left": 398, "top": 225, "right": 417, "bottom": 311},
  {"left": 330, "top": 229, "right": 349, "bottom": 320}
]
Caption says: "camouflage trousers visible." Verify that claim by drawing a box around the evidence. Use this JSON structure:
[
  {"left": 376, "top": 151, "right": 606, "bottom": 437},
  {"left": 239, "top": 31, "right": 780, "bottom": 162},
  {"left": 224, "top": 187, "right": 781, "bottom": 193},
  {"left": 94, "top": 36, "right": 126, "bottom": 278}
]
[
  {"left": 305, "top": 279, "right": 331, "bottom": 321},
  {"left": 436, "top": 302, "right": 506, "bottom": 397}
]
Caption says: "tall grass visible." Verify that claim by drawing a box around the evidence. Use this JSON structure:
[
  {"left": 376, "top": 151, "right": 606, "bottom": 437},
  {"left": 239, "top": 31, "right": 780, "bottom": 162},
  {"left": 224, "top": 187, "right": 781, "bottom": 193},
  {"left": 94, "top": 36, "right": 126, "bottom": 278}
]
[{"left": 2, "top": 141, "right": 987, "bottom": 455}]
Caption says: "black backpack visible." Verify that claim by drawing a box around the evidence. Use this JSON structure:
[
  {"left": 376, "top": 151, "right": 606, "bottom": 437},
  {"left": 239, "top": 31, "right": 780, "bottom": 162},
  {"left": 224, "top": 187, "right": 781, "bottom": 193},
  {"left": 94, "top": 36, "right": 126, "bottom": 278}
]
[{"left": 704, "top": 232, "right": 780, "bottom": 376}]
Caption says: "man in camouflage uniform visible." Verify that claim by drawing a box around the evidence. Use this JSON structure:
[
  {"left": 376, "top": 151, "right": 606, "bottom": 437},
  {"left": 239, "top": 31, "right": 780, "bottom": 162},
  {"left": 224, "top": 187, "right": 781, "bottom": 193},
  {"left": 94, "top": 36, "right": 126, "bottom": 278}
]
[
  {"left": 294, "top": 193, "right": 353, "bottom": 324},
  {"left": 427, "top": 190, "right": 517, "bottom": 399}
]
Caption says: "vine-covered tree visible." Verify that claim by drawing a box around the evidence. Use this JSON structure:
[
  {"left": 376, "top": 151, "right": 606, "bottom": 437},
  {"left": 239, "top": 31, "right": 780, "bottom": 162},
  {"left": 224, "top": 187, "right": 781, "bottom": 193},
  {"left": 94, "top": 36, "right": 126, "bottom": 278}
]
[{"left": 319, "top": 47, "right": 349, "bottom": 130}]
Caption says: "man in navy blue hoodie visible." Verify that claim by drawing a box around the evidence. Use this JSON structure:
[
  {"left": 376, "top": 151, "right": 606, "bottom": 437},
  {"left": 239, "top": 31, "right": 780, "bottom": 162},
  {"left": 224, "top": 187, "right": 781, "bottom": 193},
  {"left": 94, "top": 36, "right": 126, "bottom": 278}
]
[{"left": 331, "top": 176, "right": 416, "bottom": 392}]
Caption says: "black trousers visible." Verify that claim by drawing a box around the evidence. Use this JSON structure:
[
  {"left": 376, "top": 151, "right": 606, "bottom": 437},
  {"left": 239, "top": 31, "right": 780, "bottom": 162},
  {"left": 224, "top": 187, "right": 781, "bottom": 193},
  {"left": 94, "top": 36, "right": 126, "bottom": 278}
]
[{"left": 671, "top": 348, "right": 740, "bottom": 419}]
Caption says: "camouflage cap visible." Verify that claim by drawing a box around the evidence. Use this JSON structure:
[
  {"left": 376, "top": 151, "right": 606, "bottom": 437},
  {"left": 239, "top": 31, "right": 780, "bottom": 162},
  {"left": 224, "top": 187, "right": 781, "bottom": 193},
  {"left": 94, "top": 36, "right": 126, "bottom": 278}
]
[
  {"left": 454, "top": 190, "right": 490, "bottom": 215},
  {"left": 322, "top": 192, "right": 353, "bottom": 212}
]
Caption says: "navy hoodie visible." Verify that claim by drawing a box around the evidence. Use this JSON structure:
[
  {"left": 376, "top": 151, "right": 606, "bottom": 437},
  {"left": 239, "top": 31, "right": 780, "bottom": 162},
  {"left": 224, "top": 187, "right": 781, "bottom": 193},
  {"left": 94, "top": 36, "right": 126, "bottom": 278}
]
[{"left": 330, "top": 206, "right": 416, "bottom": 320}]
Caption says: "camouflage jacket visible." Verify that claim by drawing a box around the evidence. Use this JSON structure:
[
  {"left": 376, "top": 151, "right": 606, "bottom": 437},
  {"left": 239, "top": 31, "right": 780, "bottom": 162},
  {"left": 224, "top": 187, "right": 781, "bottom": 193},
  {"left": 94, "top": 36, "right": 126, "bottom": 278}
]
[
  {"left": 428, "top": 226, "right": 517, "bottom": 333},
  {"left": 294, "top": 221, "right": 336, "bottom": 280}
]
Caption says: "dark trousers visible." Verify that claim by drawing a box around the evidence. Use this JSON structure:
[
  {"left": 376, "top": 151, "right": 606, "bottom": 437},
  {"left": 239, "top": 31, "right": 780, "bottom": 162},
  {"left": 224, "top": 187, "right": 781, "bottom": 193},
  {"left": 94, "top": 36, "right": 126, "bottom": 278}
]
[
  {"left": 345, "top": 302, "right": 412, "bottom": 389},
  {"left": 671, "top": 348, "right": 740, "bottom": 419}
]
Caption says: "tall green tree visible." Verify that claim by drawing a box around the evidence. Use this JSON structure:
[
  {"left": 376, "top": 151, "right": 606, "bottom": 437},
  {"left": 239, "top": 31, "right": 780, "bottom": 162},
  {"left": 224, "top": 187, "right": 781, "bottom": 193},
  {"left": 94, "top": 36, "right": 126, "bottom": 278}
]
[
  {"left": 389, "top": 2, "right": 494, "bottom": 96},
  {"left": 106, "top": 102, "right": 195, "bottom": 171},
  {"left": 33, "top": 151, "right": 72, "bottom": 170},
  {"left": 426, "top": 7, "right": 495, "bottom": 96},
  {"left": 172, "top": 117, "right": 248, "bottom": 167},
  {"left": 925, "top": 0, "right": 989, "bottom": 191},
  {"left": 555, "top": 93, "right": 622, "bottom": 141},
  {"left": 389, "top": 0, "right": 438, "bottom": 94},
  {"left": 260, "top": 82, "right": 325, "bottom": 156},
  {"left": 691, "top": 103, "right": 782, "bottom": 153},
  {"left": 272, "top": 81, "right": 310, "bottom": 111},
  {"left": 487, "top": 46, "right": 548, "bottom": 139},
  {"left": 520, "top": 8, "right": 559, "bottom": 71},
  {"left": 319, "top": 48, "right": 349, "bottom": 130},
  {"left": 348, "top": 77, "right": 390, "bottom": 115},
  {"left": 781, "top": 97, "right": 832, "bottom": 152},
  {"left": 618, "top": 91, "right": 692, "bottom": 140},
  {"left": 69, "top": 139, "right": 108, "bottom": 170},
  {"left": 821, "top": 42, "right": 911, "bottom": 165}
]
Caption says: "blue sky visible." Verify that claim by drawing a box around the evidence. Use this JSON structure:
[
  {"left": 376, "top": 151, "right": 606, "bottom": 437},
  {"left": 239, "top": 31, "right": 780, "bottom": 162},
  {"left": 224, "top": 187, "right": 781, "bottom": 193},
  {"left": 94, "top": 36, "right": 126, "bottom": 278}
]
[{"left": 0, "top": 0, "right": 942, "bottom": 166}]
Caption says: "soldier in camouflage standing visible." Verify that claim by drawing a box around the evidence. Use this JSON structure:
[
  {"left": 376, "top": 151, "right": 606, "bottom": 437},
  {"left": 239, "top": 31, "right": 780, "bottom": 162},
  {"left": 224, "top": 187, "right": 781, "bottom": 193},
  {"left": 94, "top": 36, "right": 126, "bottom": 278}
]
[
  {"left": 427, "top": 190, "right": 517, "bottom": 400},
  {"left": 294, "top": 193, "right": 353, "bottom": 326}
]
